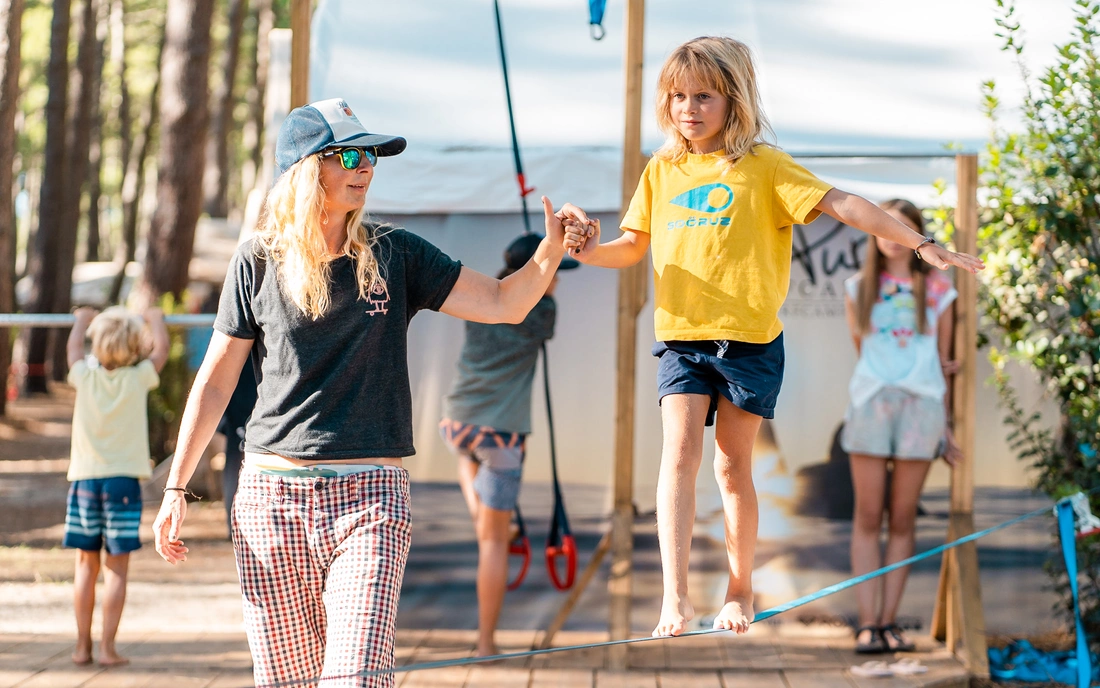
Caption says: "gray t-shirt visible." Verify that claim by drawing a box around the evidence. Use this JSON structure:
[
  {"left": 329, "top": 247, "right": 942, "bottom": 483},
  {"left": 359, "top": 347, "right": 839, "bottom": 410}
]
[
  {"left": 442, "top": 296, "right": 556, "bottom": 434},
  {"left": 214, "top": 228, "right": 462, "bottom": 460}
]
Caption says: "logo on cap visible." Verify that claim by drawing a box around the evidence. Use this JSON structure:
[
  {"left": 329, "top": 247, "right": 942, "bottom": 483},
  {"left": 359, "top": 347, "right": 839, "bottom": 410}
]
[{"left": 342, "top": 105, "right": 354, "bottom": 118}]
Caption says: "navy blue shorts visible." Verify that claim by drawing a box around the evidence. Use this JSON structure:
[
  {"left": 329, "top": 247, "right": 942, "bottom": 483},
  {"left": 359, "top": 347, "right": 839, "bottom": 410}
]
[
  {"left": 63, "top": 477, "right": 143, "bottom": 554},
  {"left": 653, "top": 334, "right": 785, "bottom": 425}
]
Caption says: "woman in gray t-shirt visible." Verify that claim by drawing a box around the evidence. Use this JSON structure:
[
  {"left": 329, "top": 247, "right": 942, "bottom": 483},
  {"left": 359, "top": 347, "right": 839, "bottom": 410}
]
[{"left": 150, "top": 98, "right": 577, "bottom": 688}]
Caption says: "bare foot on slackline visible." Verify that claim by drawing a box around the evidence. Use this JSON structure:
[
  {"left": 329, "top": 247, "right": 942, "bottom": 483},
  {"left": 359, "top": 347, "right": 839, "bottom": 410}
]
[
  {"left": 653, "top": 594, "right": 695, "bottom": 637},
  {"left": 712, "top": 595, "right": 754, "bottom": 634}
]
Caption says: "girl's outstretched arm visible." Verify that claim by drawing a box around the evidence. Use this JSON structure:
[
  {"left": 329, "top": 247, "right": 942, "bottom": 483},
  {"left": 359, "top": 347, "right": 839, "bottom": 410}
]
[{"left": 815, "top": 189, "right": 985, "bottom": 274}]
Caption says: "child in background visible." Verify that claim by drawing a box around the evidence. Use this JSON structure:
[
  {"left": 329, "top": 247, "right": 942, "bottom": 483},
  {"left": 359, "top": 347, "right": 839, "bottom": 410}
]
[
  {"left": 557, "top": 36, "right": 983, "bottom": 637},
  {"left": 843, "top": 199, "right": 961, "bottom": 654},
  {"left": 440, "top": 232, "right": 578, "bottom": 657},
  {"left": 64, "top": 306, "right": 169, "bottom": 666}
]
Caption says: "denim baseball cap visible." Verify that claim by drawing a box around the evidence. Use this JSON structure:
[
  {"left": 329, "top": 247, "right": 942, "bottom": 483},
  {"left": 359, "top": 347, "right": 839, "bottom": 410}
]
[
  {"left": 275, "top": 98, "right": 406, "bottom": 178},
  {"left": 505, "top": 233, "right": 580, "bottom": 271}
]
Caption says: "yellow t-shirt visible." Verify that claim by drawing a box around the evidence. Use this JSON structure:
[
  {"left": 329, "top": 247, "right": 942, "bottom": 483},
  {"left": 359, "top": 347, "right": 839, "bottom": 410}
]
[
  {"left": 621, "top": 146, "right": 832, "bottom": 343},
  {"left": 67, "top": 358, "right": 159, "bottom": 481}
]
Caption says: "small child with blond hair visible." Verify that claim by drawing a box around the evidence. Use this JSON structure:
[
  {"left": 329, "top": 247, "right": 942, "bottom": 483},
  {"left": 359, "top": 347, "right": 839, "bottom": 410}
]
[{"left": 63, "top": 306, "right": 168, "bottom": 666}]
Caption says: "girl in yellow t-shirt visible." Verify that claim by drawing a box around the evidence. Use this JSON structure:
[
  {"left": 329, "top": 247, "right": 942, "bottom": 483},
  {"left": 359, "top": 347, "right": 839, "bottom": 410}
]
[{"left": 556, "top": 36, "right": 984, "bottom": 638}]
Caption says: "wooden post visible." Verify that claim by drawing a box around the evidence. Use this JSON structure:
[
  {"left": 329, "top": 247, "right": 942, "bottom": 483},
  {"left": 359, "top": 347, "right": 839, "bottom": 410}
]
[
  {"left": 931, "top": 154, "right": 988, "bottom": 678},
  {"left": 289, "top": 0, "right": 310, "bottom": 108},
  {"left": 608, "top": 0, "right": 646, "bottom": 670},
  {"left": 539, "top": 533, "right": 612, "bottom": 650}
]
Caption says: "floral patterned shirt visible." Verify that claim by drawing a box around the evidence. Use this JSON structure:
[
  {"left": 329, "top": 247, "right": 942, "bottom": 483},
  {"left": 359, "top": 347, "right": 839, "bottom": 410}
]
[{"left": 844, "top": 272, "right": 957, "bottom": 407}]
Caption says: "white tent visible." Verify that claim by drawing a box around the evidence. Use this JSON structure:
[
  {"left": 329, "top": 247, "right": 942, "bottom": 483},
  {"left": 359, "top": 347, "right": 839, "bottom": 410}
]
[{"left": 305, "top": 0, "right": 1071, "bottom": 509}]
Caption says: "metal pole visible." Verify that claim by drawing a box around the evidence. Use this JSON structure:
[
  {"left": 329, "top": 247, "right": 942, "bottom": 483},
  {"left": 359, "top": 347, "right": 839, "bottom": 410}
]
[{"left": 0, "top": 314, "right": 217, "bottom": 327}]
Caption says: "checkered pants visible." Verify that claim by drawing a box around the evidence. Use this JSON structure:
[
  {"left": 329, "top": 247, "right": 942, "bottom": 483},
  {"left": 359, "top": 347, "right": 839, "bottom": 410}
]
[{"left": 232, "top": 465, "right": 412, "bottom": 688}]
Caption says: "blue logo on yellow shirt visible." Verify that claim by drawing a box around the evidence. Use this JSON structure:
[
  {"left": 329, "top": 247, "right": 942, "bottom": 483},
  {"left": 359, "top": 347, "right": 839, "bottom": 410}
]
[
  {"left": 669, "top": 183, "right": 734, "bottom": 213},
  {"left": 667, "top": 183, "right": 734, "bottom": 230}
]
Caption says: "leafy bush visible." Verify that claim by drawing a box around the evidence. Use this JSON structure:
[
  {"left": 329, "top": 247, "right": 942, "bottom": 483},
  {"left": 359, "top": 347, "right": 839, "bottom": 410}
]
[{"left": 980, "top": 0, "right": 1100, "bottom": 648}]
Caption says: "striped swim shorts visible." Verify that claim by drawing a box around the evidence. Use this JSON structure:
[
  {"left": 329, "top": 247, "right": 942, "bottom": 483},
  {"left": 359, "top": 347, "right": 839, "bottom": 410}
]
[
  {"left": 63, "top": 477, "right": 143, "bottom": 554},
  {"left": 439, "top": 419, "right": 526, "bottom": 512}
]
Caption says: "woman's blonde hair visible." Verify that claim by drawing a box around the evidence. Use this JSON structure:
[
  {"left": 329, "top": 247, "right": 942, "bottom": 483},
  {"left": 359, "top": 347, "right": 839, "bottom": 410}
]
[
  {"left": 855, "top": 199, "right": 929, "bottom": 336},
  {"left": 255, "top": 154, "right": 386, "bottom": 319},
  {"left": 86, "top": 307, "right": 147, "bottom": 369},
  {"left": 654, "top": 36, "right": 774, "bottom": 166}
]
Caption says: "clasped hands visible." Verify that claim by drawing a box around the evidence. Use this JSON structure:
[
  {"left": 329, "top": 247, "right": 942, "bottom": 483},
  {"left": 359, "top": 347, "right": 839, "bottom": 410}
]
[{"left": 553, "top": 203, "right": 599, "bottom": 260}]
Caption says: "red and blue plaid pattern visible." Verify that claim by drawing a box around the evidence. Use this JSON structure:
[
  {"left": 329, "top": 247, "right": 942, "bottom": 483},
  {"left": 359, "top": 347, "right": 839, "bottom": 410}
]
[{"left": 232, "top": 465, "right": 412, "bottom": 687}]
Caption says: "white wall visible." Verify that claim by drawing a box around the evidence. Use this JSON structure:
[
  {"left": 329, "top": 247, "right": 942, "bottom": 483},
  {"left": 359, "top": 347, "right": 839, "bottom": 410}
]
[{"left": 395, "top": 211, "right": 1053, "bottom": 515}]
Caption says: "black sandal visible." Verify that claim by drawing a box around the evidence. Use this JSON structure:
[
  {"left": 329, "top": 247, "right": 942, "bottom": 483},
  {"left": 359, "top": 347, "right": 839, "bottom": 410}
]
[
  {"left": 880, "top": 623, "right": 916, "bottom": 652},
  {"left": 854, "top": 624, "right": 886, "bottom": 654}
]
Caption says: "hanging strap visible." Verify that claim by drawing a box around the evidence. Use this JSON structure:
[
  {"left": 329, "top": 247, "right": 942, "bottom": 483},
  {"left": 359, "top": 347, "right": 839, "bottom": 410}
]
[
  {"left": 542, "top": 343, "right": 576, "bottom": 590},
  {"left": 507, "top": 504, "right": 531, "bottom": 590},
  {"left": 1056, "top": 496, "right": 1092, "bottom": 688},
  {"left": 492, "top": 0, "right": 534, "bottom": 234},
  {"left": 588, "top": 0, "right": 607, "bottom": 40}
]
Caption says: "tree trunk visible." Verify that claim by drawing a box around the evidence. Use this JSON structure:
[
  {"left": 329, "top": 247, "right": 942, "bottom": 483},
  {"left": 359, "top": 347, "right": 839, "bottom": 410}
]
[
  {"left": 203, "top": 0, "right": 249, "bottom": 218},
  {"left": 51, "top": 0, "right": 102, "bottom": 381},
  {"left": 134, "top": 0, "right": 216, "bottom": 307},
  {"left": 109, "top": 23, "right": 164, "bottom": 305},
  {"left": 109, "top": 0, "right": 131, "bottom": 201},
  {"left": 85, "top": 0, "right": 108, "bottom": 263},
  {"left": 241, "top": 0, "right": 272, "bottom": 196},
  {"left": 23, "top": 0, "right": 72, "bottom": 395},
  {"left": 0, "top": 0, "right": 24, "bottom": 414}
]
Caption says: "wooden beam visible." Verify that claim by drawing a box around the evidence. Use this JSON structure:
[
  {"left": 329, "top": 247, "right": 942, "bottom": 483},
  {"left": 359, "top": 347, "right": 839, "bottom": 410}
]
[
  {"left": 289, "top": 0, "right": 310, "bottom": 108},
  {"left": 952, "top": 514, "right": 989, "bottom": 676},
  {"left": 539, "top": 533, "right": 612, "bottom": 650},
  {"left": 932, "top": 154, "right": 987, "bottom": 677},
  {"left": 608, "top": 0, "right": 646, "bottom": 670},
  {"left": 950, "top": 153, "right": 978, "bottom": 514}
]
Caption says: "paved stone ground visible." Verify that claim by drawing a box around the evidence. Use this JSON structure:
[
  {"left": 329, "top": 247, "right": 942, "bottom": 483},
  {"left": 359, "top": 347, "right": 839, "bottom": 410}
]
[{"left": 0, "top": 389, "right": 1064, "bottom": 687}]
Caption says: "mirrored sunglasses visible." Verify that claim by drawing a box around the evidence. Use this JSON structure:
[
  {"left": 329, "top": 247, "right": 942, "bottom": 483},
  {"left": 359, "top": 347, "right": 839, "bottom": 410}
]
[{"left": 320, "top": 146, "right": 378, "bottom": 170}]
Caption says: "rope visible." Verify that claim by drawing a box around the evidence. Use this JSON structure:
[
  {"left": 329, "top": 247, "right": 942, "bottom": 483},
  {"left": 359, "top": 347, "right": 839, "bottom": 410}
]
[{"left": 253, "top": 497, "right": 1068, "bottom": 687}]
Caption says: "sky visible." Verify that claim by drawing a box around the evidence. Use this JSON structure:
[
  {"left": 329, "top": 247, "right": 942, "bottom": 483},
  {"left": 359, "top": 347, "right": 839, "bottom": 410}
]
[{"left": 308, "top": 0, "right": 1084, "bottom": 210}]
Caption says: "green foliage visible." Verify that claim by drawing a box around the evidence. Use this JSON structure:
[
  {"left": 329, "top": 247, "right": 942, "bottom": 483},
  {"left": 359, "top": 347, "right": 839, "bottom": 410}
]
[{"left": 982, "top": 0, "right": 1100, "bottom": 647}]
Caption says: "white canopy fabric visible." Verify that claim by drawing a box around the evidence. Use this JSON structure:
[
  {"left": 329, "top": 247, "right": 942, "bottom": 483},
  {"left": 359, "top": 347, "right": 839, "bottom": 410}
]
[
  {"left": 311, "top": 0, "right": 1078, "bottom": 213},
  {"left": 302, "top": 0, "right": 1070, "bottom": 507}
]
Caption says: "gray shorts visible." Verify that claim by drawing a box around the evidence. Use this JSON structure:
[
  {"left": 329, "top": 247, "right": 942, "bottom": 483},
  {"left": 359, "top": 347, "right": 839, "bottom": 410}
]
[
  {"left": 439, "top": 420, "right": 526, "bottom": 512},
  {"left": 841, "top": 387, "right": 946, "bottom": 460}
]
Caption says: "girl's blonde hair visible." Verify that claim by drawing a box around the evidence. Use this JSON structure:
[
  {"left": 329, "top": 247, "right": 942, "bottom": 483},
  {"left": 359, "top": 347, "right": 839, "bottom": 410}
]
[
  {"left": 86, "top": 307, "right": 147, "bottom": 369},
  {"left": 654, "top": 36, "right": 774, "bottom": 166},
  {"left": 256, "top": 154, "right": 386, "bottom": 319},
  {"left": 855, "top": 199, "right": 929, "bottom": 336}
]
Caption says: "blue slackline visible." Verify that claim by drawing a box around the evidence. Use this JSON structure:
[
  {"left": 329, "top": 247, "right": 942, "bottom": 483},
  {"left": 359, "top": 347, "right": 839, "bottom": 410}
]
[
  {"left": 987, "top": 502, "right": 1096, "bottom": 686},
  {"left": 1059, "top": 499, "right": 1093, "bottom": 688},
  {"left": 256, "top": 494, "right": 1092, "bottom": 687}
]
